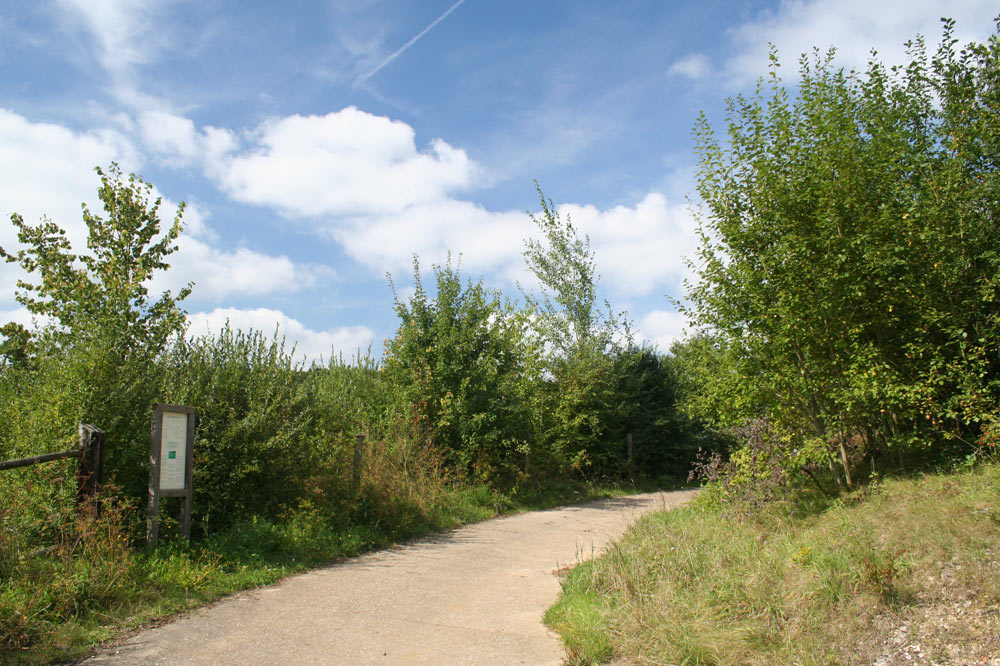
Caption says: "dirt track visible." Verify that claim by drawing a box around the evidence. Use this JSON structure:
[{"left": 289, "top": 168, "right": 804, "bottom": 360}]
[{"left": 84, "top": 490, "right": 695, "bottom": 666}]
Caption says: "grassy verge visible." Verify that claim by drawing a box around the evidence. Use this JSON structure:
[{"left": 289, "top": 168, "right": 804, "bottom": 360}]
[
  {"left": 545, "top": 462, "right": 1000, "bottom": 665},
  {"left": 1, "top": 477, "right": 630, "bottom": 666}
]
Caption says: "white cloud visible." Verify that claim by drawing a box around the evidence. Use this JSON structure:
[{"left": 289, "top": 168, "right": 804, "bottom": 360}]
[
  {"left": 0, "top": 109, "right": 328, "bottom": 307},
  {"left": 556, "top": 194, "right": 699, "bottom": 298},
  {"left": 186, "top": 307, "right": 376, "bottom": 365},
  {"left": 214, "top": 108, "right": 479, "bottom": 217},
  {"left": 726, "top": 0, "right": 999, "bottom": 86},
  {"left": 56, "top": 0, "right": 164, "bottom": 74},
  {"left": 137, "top": 110, "right": 200, "bottom": 164},
  {"left": 637, "top": 309, "right": 690, "bottom": 352},
  {"left": 668, "top": 52, "right": 712, "bottom": 79},
  {"left": 0, "top": 307, "right": 44, "bottom": 330},
  {"left": 54, "top": 0, "right": 206, "bottom": 112},
  {"left": 188, "top": 106, "right": 699, "bottom": 298},
  {"left": 138, "top": 110, "right": 238, "bottom": 168},
  {"left": 201, "top": 126, "right": 240, "bottom": 168},
  {"left": 154, "top": 236, "right": 335, "bottom": 301},
  {"left": 335, "top": 200, "right": 530, "bottom": 279}
]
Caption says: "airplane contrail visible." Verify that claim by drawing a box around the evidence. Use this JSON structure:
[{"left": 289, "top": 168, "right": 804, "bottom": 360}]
[{"left": 355, "top": 0, "right": 469, "bottom": 85}]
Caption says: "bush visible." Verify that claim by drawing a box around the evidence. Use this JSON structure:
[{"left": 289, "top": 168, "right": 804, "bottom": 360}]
[
  {"left": 383, "top": 256, "right": 539, "bottom": 482},
  {"left": 160, "top": 325, "right": 320, "bottom": 533}
]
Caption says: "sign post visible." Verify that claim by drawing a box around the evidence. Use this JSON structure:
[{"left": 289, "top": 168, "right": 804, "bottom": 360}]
[{"left": 147, "top": 404, "right": 196, "bottom": 548}]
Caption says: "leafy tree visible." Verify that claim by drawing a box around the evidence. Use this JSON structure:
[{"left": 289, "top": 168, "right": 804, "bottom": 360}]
[
  {"left": 668, "top": 333, "right": 758, "bottom": 430},
  {"left": 0, "top": 163, "right": 192, "bottom": 497},
  {"left": 522, "top": 186, "right": 688, "bottom": 478},
  {"left": 522, "top": 184, "right": 624, "bottom": 356},
  {"left": 160, "top": 324, "right": 317, "bottom": 533},
  {"left": 533, "top": 344, "right": 619, "bottom": 475},
  {"left": 685, "top": 19, "right": 1000, "bottom": 487},
  {"left": 608, "top": 346, "right": 690, "bottom": 477},
  {"left": 1, "top": 162, "right": 190, "bottom": 360}
]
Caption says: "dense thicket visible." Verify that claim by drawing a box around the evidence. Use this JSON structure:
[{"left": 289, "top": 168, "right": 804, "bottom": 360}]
[
  {"left": 0, "top": 165, "right": 695, "bottom": 550},
  {"left": 678, "top": 19, "right": 1000, "bottom": 491}
]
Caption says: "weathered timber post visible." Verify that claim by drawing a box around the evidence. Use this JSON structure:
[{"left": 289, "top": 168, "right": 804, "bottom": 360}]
[{"left": 76, "top": 424, "right": 105, "bottom": 511}]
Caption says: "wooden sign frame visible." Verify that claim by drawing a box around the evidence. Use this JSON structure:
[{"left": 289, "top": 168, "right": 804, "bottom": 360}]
[{"left": 147, "top": 404, "right": 196, "bottom": 548}]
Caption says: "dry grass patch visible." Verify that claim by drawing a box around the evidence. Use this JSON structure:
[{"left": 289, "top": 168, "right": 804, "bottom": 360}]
[{"left": 545, "top": 463, "right": 1000, "bottom": 665}]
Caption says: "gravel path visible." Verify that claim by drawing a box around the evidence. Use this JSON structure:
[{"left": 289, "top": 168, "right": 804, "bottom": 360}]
[{"left": 83, "top": 490, "right": 695, "bottom": 666}]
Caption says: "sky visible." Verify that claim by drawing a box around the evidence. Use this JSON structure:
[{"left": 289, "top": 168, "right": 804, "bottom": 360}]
[{"left": 1, "top": 0, "right": 996, "bottom": 363}]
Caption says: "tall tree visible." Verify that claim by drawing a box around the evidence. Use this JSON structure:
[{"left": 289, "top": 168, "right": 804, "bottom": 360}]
[
  {"left": 522, "top": 184, "right": 624, "bottom": 357},
  {"left": 0, "top": 163, "right": 192, "bottom": 496},
  {"left": 522, "top": 186, "right": 646, "bottom": 476},
  {"left": 1, "top": 163, "right": 191, "bottom": 360}
]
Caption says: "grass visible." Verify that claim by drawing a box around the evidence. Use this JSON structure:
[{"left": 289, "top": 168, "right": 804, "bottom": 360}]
[
  {"left": 545, "top": 462, "right": 1000, "bottom": 665},
  {"left": 0, "top": 472, "right": 633, "bottom": 666}
]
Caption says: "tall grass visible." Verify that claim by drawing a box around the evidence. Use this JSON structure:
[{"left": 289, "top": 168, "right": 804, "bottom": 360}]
[{"left": 546, "top": 462, "right": 1000, "bottom": 665}]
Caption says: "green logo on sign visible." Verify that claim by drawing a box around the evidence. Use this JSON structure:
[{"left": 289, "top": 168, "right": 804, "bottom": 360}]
[{"left": 168, "top": 451, "right": 177, "bottom": 459}]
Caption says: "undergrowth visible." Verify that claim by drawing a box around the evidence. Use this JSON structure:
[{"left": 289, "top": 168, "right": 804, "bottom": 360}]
[{"left": 545, "top": 462, "right": 1000, "bottom": 665}]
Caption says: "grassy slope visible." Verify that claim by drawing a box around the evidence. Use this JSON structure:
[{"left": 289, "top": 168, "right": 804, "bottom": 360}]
[{"left": 546, "top": 463, "right": 1000, "bottom": 665}]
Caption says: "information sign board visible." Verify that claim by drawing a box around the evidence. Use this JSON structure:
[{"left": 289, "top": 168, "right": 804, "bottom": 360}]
[
  {"left": 147, "top": 404, "right": 196, "bottom": 547},
  {"left": 159, "top": 411, "right": 189, "bottom": 490}
]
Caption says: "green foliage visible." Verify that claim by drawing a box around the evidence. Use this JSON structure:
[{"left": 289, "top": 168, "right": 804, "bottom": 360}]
[
  {"left": 542, "top": 562, "right": 615, "bottom": 665},
  {"left": 684, "top": 20, "right": 1000, "bottom": 487},
  {"left": 609, "top": 347, "right": 692, "bottom": 477},
  {"left": 533, "top": 344, "right": 619, "bottom": 475},
  {"left": 304, "top": 350, "right": 391, "bottom": 444},
  {"left": 530, "top": 344, "right": 689, "bottom": 479},
  {"left": 160, "top": 325, "right": 319, "bottom": 533},
  {"left": 1, "top": 163, "right": 190, "bottom": 359},
  {"left": 521, "top": 186, "right": 692, "bottom": 479},
  {"left": 522, "top": 184, "right": 622, "bottom": 356},
  {"left": 383, "top": 256, "right": 539, "bottom": 481},
  {"left": 669, "top": 333, "right": 762, "bottom": 430}
]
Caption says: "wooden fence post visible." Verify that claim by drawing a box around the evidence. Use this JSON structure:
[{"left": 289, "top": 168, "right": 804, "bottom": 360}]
[{"left": 76, "top": 424, "right": 105, "bottom": 512}]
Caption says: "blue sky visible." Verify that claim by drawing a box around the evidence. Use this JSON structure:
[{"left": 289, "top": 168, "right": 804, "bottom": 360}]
[{"left": 1, "top": 0, "right": 996, "bottom": 362}]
